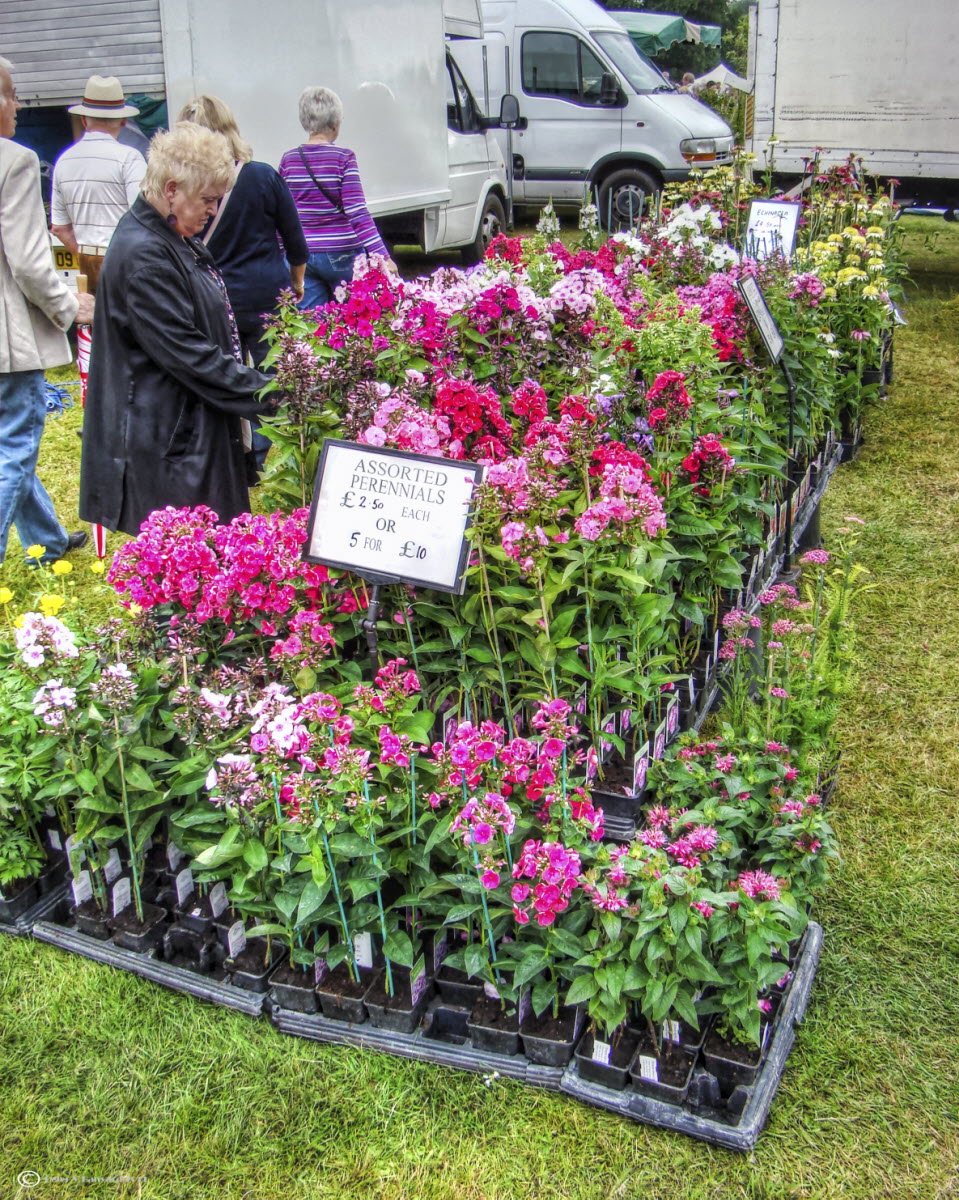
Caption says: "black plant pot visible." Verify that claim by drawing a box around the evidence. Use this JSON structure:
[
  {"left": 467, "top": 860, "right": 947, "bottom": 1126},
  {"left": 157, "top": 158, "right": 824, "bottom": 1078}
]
[
  {"left": 702, "top": 1024, "right": 768, "bottom": 1090},
  {"left": 434, "top": 965, "right": 484, "bottom": 1008},
  {"left": 269, "top": 959, "right": 319, "bottom": 1013},
  {"left": 73, "top": 898, "right": 111, "bottom": 940},
  {"left": 629, "top": 1038, "right": 694, "bottom": 1104},
  {"left": 161, "top": 923, "right": 221, "bottom": 974},
  {"left": 364, "top": 967, "right": 431, "bottom": 1034},
  {"left": 422, "top": 1002, "right": 471, "bottom": 1045},
  {"left": 316, "top": 962, "right": 376, "bottom": 1024},
  {"left": 37, "top": 855, "right": 68, "bottom": 896},
  {"left": 110, "top": 902, "right": 168, "bottom": 953},
  {"left": 589, "top": 785, "right": 645, "bottom": 825},
  {"left": 519, "top": 1006, "right": 583, "bottom": 1067},
  {"left": 574, "top": 1029, "right": 639, "bottom": 1092},
  {"left": 467, "top": 996, "right": 520, "bottom": 1056},
  {"left": 0, "top": 878, "right": 40, "bottom": 924},
  {"left": 224, "top": 938, "right": 287, "bottom": 993}
]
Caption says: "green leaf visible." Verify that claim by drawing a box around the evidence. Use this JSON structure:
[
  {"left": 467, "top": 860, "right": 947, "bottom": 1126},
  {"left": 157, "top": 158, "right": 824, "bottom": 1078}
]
[
  {"left": 512, "top": 949, "right": 549, "bottom": 989},
  {"left": 445, "top": 903, "right": 479, "bottom": 924},
  {"left": 464, "top": 941, "right": 489, "bottom": 979},
  {"left": 121, "top": 761, "right": 157, "bottom": 792},
  {"left": 242, "top": 840, "right": 269, "bottom": 871},
  {"left": 297, "top": 880, "right": 328, "bottom": 926},
  {"left": 565, "top": 975, "right": 598, "bottom": 1006},
  {"left": 76, "top": 769, "right": 98, "bottom": 794},
  {"left": 329, "top": 833, "right": 376, "bottom": 857},
  {"left": 384, "top": 930, "right": 414, "bottom": 968}
]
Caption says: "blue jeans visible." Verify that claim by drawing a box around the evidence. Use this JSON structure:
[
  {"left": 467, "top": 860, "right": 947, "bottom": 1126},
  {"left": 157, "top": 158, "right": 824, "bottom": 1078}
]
[
  {"left": 0, "top": 370, "right": 69, "bottom": 564},
  {"left": 298, "top": 249, "right": 360, "bottom": 311}
]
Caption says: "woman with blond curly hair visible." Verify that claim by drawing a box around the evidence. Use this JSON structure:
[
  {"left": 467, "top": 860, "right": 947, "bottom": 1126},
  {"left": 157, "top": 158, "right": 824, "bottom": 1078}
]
[{"left": 79, "top": 122, "right": 274, "bottom": 535}]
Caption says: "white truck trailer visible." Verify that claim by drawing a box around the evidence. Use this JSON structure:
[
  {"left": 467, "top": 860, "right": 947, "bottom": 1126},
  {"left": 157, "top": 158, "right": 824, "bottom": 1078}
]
[
  {"left": 746, "top": 0, "right": 959, "bottom": 199},
  {"left": 3, "top": 0, "right": 515, "bottom": 260}
]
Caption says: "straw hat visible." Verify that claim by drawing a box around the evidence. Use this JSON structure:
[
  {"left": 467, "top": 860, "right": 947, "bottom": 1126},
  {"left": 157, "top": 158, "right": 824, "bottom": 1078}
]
[{"left": 69, "top": 75, "right": 139, "bottom": 119}]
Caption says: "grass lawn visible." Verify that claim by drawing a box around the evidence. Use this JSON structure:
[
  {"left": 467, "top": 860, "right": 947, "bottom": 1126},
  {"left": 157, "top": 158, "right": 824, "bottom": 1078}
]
[{"left": 1, "top": 218, "right": 958, "bottom": 1199}]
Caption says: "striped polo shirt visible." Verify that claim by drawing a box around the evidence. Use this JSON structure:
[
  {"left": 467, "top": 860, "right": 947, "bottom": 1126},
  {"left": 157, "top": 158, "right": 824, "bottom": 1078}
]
[
  {"left": 278, "top": 142, "right": 388, "bottom": 256},
  {"left": 51, "top": 131, "right": 146, "bottom": 248}
]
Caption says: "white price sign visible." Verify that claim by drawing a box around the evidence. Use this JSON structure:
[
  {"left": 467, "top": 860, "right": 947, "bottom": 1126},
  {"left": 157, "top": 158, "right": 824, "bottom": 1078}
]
[
  {"left": 737, "top": 275, "right": 785, "bottom": 365},
  {"left": 303, "top": 440, "right": 483, "bottom": 594},
  {"left": 744, "top": 199, "right": 801, "bottom": 261}
]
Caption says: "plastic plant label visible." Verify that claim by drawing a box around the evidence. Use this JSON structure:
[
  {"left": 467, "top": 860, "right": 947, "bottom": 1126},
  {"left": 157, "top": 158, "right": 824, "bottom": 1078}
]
[
  {"left": 112, "top": 877, "right": 132, "bottom": 917},
  {"left": 166, "top": 842, "right": 185, "bottom": 872},
  {"left": 72, "top": 871, "right": 93, "bottom": 906},
  {"left": 483, "top": 981, "right": 500, "bottom": 1001},
  {"left": 514, "top": 710, "right": 525, "bottom": 735},
  {"left": 621, "top": 708, "right": 633, "bottom": 735},
  {"left": 142, "top": 836, "right": 153, "bottom": 853},
  {"left": 103, "top": 849, "right": 123, "bottom": 885},
  {"left": 47, "top": 828, "right": 62, "bottom": 852},
  {"left": 432, "top": 930, "right": 449, "bottom": 974},
  {"left": 666, "top": 696, "right": 680, "bottom": 740},
  {"left": 518, "top": 988, "right": 532, "bottom": 1023},
  {"left": 638, "top": 1054, "right": 659, "bottom": 1082},
  {"left": 652, "top": 722, "right": 667, "bottom": 762},
  {"left": 227, "top": 920, "right": 247, "bottom": 959},
  {"left": 354, "top": 932, "right": 374, "bottom": 969},
  {"left": 314, "top": 956, "right": 329, "bottom": 986},
  {"left": 410, "top": 955, "right": 429, "bottom": 1004},
  {"left": 687, "top": 676, "right": 696, "bottom": 706},
  {"left": 632, "top": 744, "right": 649, "bottom": 794},
  {"left": 575, "top": 690, "right": 588, "bottom": 716},
  {"left": 209, "top": 882, "right": 229, "bottom": 919},
  {"left": 45, "top": 805, "right": 57, "bottom": 818},
  {"left": 175, "top": 867, "right": 195, "bottom": 907},
  {"left": 664, "top": 1019, "right": 681, "bottom": 1044},
  {"left": 591, "top": 1039, "right": 612, "bottom": 1065}
]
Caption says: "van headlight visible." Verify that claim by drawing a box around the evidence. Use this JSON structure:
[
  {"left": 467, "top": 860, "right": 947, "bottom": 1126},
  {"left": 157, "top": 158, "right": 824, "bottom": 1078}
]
[{"left": 681, "top": 138, "right": 717, "bottom": 157}]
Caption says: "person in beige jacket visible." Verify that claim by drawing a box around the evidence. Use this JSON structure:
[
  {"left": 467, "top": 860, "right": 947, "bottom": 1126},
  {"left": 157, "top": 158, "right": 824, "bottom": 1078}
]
[{"left": 0, "top": 55, "right": 94, "bottom": 565}]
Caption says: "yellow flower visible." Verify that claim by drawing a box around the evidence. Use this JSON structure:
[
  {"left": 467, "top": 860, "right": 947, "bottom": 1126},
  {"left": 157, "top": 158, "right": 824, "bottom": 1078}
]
[
  {"left": 129, "top": 603, "right": 143, "bottom": 617},
  {"left": 38, "top": 593, "right": 65, "bottom": 616},
  {"left": 13, "top": 615, "right": 25, "bottom": 629},
  {"left": 90, "top": 561, "right": 106, "bottom": 575},
  {"left": 51, "top": 560, "right": 73, "bottom": 576},
  {"left": 26, "top": 544, "right": 46, "bottom": 560},
  {"left": 0, "top": 587, "right": 13, "bottom": 604}
]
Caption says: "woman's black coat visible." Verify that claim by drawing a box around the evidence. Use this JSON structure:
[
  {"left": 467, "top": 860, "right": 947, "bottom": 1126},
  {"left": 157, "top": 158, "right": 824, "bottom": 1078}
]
[{"left": 79, "top": 196, "right": 271, "bottom": 535}]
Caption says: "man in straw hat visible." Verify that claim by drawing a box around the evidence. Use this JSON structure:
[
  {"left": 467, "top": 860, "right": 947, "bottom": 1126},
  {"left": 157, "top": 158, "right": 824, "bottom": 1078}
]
[
  {"left": 0, "top": 55, "right": 93, "bottom": 565},
  {"left": 51, "top": 75, "right": 147, "bottom": 408}
]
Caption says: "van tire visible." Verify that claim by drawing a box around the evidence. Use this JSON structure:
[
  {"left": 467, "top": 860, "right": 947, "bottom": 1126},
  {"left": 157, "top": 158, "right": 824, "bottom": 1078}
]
[
  {"left": 596, "top": 168, "right": 660, "bottom": 231},
  {"left": 462, "top": 194, "right": 506, "bottom": 265}
]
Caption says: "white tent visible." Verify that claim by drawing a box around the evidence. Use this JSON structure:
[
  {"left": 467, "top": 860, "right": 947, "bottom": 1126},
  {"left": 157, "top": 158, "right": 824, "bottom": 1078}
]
[{"left": 694, "top": 62, "right": 751, "bottom": 93}]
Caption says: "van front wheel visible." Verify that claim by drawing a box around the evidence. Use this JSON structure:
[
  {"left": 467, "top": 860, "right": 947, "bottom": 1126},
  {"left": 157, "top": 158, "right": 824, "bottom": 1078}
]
[
  {"left": 596, "top": 168, "right": 660, "bottom": 231},
  {"left": 462, "top": 195, "right": 506, "bottom": 265}
]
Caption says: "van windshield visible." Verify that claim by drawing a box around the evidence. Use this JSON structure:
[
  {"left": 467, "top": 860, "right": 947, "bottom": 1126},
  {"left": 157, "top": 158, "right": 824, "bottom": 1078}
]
[{"left": 592, "top": 30, "right": 675, "bottom": 94}]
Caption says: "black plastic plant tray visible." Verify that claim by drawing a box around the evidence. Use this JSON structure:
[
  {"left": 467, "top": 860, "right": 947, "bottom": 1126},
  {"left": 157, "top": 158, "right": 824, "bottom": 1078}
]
[
  {"left": 0, "top": 883, "right": 69, "bottom": 938},
  {"left": 560, "top": 921, "right": 822, "bottom": 1151},
  {"left": 789, "top": 444, "right": 842, "bottom": 556},
  {"left": 271, "top": 1003, "right": 567, "bottom": 1092},
  {"left": 31, "top": 920, "right": 265, "bottom": 1017}
]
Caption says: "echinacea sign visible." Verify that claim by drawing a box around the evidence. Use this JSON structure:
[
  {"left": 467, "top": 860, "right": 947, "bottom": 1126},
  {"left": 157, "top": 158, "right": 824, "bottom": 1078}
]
[{"left": 303, "top": 439, "right": 483, "bottom": 593}]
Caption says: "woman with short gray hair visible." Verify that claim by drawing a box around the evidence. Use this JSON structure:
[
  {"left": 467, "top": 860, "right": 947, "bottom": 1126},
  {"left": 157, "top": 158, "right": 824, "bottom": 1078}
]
[{"left": 280, "top": 86, "right": 395, "bottom": 309}]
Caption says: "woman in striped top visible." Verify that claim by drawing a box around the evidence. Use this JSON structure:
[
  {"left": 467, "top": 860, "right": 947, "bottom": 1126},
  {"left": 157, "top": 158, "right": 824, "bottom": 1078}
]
[{"left": 279, "top": 87, "right": 395, "bottom": 310}]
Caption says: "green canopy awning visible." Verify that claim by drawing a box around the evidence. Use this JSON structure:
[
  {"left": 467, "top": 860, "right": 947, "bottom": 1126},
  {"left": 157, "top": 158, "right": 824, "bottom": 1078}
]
[{"left": 613, "top": 11, "right": 722, "bottom": 56}]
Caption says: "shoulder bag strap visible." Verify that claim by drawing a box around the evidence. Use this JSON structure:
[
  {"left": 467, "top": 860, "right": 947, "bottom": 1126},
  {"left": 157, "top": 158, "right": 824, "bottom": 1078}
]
[{"left": 296, "top": 146, "right": 346, "bottom": 216}]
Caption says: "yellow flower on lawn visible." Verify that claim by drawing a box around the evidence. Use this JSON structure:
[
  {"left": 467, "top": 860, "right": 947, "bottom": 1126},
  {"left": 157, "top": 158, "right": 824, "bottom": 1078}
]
[
  {"left": 13, "top": 615, "right": 25, "bottom": 628},
  {"left": 0, "top": 587, "right": 13, "bottom": 604},
  {"left": 90, "top": 561, "right": 106, "bottom": 575},
  {"left": 38, "top": 593, "right": 65, "bottom": 617},
  {"left": 26, "top": 544, "right": 46, "bottom": 560},
  {"left": 51, "top": 560, "right": 73, "bottom": 576}
]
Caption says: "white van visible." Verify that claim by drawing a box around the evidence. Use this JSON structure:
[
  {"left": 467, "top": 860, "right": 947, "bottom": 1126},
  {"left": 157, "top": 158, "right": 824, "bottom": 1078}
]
[{"left": 452, "top": 0, "right": 734, "bottom": 224}]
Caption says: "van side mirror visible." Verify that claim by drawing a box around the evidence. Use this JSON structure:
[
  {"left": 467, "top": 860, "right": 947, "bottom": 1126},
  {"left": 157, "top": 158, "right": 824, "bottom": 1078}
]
[
  {"left": 600, "top": 73, "right": 623, "bottom": 107},
  {"left": 499, "top": 93, "right": 521, "bottom": 128}
]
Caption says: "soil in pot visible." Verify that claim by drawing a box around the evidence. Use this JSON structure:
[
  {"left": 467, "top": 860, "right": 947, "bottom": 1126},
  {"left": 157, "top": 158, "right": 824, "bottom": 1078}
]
[
  {"left": 575, "top": 1029, "right": 639, "bottom": 1091},
  {"left": 110, "top": 902, "right": 168, "bottom": 953},
  {"left": 73, "top": 898, "right": 111, "bottom": 940},
  {"left": 0, "top": 877, "right": 41, "bottom": 924},
  {"left": 628, "top": 1033, "right": 694, "bottom": 1104},
  {"left": 363, "top": 967, "right": 432, "bottom": 1034},
  {"left": 590, "top": 754, "right": 646, "bottom": 823},
  {"left": 269, "top": 959, "right": 319, "bottom": 1013},
  {"left": 467, "top": 996, "right": 521, "bottom": 1056},
  {"left": 520, "top": 1005, "right": 582, "bottom": 1067},
  {"left": 702, "top": 1024, "right": 768, "bottom": 1091},
  {"left": 435, "top": 965, "right": 484, "bottom": 1007},
  {"left": 224, "top": 938, "right": 286, "bottom": 993},
  {"left": 316, "top": 962, "right": 377, "bottom": 1024}
]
